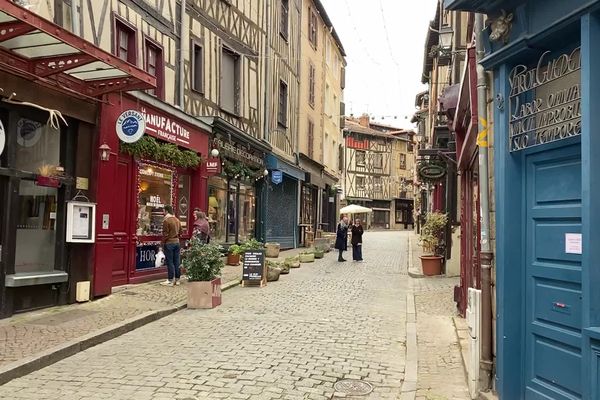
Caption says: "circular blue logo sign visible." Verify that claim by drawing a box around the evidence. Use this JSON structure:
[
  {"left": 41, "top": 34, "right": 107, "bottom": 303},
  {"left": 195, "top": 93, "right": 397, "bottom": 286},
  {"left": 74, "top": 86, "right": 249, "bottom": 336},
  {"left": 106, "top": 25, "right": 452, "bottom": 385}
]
[{"left": 116, "top": 110, "right": 146, "bottom": 143}]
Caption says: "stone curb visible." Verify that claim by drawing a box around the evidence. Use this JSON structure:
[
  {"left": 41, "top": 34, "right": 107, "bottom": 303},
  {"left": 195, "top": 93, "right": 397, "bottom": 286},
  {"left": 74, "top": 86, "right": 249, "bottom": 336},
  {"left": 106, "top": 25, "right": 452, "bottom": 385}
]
[
  {"left": 0, "top": 278, "right": 241, "bottom": 386},
  {"left": 407, "top": 233, "right": 425, "bottom": 279},
  {"left": 400, "top": 292, "right": 418, "bottom": 400}
]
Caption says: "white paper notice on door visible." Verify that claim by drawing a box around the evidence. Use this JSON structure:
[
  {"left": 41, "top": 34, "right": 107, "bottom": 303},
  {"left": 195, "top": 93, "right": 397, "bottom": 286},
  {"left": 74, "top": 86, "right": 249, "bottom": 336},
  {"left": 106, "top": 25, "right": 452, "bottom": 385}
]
[{"left": 565, "top": 233, "right": 582, "bottom": 255}]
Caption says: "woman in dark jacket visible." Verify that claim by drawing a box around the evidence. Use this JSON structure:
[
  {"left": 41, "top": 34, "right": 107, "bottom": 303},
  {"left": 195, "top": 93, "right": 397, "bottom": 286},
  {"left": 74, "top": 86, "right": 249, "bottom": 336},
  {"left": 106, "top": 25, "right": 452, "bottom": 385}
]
[
  {"left": 351, "top": 219, "right": 364, "bottom": 261},
  {"left": 335, "top": 216, "right": 349, "bottom": 262}
]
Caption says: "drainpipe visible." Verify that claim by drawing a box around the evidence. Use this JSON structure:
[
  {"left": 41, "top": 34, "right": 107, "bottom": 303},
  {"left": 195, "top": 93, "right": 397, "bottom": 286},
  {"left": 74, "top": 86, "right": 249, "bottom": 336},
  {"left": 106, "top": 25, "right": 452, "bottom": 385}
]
[
  {"left": 263, "top": 0, "right": 272, "bottom": 142},
  {"left": 475, "top": 13, "right": 493, "bottom": 391},
  {"left": 179, "top": 0, "right": 189, "bottom": 108}
]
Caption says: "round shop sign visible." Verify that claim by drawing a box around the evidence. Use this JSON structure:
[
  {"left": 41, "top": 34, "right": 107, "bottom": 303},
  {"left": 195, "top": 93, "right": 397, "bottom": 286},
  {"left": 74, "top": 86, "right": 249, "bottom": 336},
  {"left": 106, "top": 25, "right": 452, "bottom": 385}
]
[
  {"left": 116, "top": 110, "right": 146, "bottom": 143},
  {"left": 417, "top": 161, "right": 447, "bottom": 182},
  {"left": 0, "top": 119, "right": 4, "bottom": 156}
]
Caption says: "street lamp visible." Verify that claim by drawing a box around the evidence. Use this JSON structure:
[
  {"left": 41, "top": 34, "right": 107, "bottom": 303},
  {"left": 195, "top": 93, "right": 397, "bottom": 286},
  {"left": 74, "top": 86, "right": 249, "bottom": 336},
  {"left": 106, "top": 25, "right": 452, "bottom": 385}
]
[
  {"left": 210, "top": 148, "right": 219, "bottom": 158},
  {"left": 438, "top": 26, "right": 453, "bottom": 51},
  {"left": 99, "top": 143, "right": 111, "bottom": 162}
]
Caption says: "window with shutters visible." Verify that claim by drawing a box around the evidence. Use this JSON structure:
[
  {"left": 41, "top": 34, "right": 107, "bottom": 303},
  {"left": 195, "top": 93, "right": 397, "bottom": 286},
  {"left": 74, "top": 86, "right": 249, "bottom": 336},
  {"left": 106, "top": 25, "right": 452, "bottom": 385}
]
[
  {"left": 220, "top": 47, "right": 240, "bottom": 114},
  {"left": 192, "top": 43, "right": 203, "bottom": 93},
  {"left": 278, "top": 80, "right": 288, "bottom": 127},
  {"left": 356, "top": 176, "right": 366, "bottom": 190},
  {"left": 308, "top": 119, "right": 314, "bottom": 158},
  {"left": 308, "top": 63, "right": 316, "bottom": 107},
  {"left": 114, "top": 19, "right": 136, "bottom": 65},
  {"left": 144, "top": 39, "right": 164, "bottom": 99},
  {"left": 280, "top": 0, "right": 289, "bottom": 40},
  {"left": 374, "top": 153, "right": 383, "bottom": 169},
  {"left": 356, "top": 151, "right": 366, "bottom": 167},
  {"left": 400, "top": 154, "right": 407, "bottom": 169},
  {"left": 308, "top": 8, "right": 318, "bottom": 48}
]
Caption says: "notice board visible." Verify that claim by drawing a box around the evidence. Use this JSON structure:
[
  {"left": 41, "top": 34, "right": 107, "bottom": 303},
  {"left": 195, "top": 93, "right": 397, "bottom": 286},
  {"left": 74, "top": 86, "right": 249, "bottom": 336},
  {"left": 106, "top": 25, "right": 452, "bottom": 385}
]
[{"left": 242, "top": 250, "right": 266, "bottom": 287}]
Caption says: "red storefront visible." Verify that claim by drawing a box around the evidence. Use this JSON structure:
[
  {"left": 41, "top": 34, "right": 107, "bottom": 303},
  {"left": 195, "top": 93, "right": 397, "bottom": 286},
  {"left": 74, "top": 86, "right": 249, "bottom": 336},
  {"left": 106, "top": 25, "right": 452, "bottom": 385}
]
[
  {"left": 92, "top": 93, "right": 210, "bottom": 296},
  {"left": 453, "top": 46, "right": 481, "bottom": 316}
]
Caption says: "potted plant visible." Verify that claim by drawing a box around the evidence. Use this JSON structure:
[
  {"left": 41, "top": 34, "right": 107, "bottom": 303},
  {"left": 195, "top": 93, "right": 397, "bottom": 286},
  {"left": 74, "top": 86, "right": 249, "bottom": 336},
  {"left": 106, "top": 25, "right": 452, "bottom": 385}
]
[
  {"left": 419, "top": 212, "right": 448, "bottom": 276},
  {"left": 313, "top": 248, "right": 325, "bottom": 259},
  {"left": 227, "top": 244, "right": 243, "bottom": 266},
  {"left": 267, "top": 261, "right": 282, "bottom": 281},
  {"left": 265, "top": 242, "right": 281, "bottom": 258},
  {"left": 299, "top": 250, "right": 315, "bottom": 263},
  {"left": 239, "top": 238, "right": 264, "bottom": 262},
  {"left": 183, "top": 237, "right": 225, "bottom": 309},
  {"left": 278, "top": 260, "right": 291, "bottom": 274},
  {"left": 36, "top": 164, "right": 63, "bottom": 188},
  {"left": 285, "top": 256, "right": 300, "bottom": 269}
]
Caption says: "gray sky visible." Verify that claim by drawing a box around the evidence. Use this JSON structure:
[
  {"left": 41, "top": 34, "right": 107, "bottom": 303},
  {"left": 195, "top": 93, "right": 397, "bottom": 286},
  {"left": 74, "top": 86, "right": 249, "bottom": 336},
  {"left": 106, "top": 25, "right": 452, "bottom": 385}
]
[{"left": 320, "top": 0, "right": 438, "bottom": 129}]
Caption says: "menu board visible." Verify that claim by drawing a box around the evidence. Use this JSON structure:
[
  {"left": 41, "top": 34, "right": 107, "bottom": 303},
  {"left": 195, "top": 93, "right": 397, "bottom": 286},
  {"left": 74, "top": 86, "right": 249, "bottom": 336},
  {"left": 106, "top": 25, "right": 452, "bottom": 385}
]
[{"left": 242, "top": 250, "right": 266, "bottom": 287}]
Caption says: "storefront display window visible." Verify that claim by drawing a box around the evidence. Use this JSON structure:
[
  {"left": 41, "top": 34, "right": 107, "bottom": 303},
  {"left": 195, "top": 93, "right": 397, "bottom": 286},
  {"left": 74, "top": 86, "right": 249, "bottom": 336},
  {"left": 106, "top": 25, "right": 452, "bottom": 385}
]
[
  {"left": 178, "top": 174, "right": 191, "bottom": 234},
  {"left": 15, "top": 118, "right": 60, "bottom": 173},
  {"left": 238, "top": 183, "right": 255, "bottom": 242},
  {"left": 208, "top": 177, "right": 227, "bottom": 243},
  {"left": 137, "top": 162, "right": 174, "bottom": 236},
  {"left": 15, "top": 181, "right": 57, "bottom": 273}
]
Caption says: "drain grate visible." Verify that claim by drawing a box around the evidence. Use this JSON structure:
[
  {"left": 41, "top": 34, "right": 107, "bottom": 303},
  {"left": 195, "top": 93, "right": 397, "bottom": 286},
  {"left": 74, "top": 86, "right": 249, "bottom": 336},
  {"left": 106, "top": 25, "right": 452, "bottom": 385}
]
[{"left": 334, "top": 379, "right": 373, "bottom": 396}]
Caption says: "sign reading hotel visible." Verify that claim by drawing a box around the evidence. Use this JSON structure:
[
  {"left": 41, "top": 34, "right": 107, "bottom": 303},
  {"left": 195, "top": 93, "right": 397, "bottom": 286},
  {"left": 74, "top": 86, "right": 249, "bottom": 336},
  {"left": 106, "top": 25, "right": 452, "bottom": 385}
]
[{"left": 509, "top": 47, "right": 581, "bottom": 152}]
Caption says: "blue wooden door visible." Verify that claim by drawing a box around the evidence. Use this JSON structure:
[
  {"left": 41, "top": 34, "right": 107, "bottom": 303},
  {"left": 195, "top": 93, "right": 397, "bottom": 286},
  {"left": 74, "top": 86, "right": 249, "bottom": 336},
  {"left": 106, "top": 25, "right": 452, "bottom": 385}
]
[{"left": 525, "top": 143, "right": 582, "bottom": 399}]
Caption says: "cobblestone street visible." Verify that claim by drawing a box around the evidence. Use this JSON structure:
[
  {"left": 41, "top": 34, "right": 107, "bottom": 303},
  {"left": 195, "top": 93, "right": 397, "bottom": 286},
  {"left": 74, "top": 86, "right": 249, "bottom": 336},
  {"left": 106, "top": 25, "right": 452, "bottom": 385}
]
[{"left": 0, "top": 231, "right": 469, "bottom": 400}]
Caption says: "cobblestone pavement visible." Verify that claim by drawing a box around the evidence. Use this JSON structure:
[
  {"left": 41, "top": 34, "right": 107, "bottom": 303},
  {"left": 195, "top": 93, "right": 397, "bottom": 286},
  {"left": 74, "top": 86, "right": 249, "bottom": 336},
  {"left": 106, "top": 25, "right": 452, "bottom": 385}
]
[
  {"left": 0, "top": 232, "right": 410, "bottom": 400},
  {"left": 0, "top": 259, "right": 244, "bottom": 367},
  {"left": 410, "top": 236, "right": 470, "bottom": 400}
]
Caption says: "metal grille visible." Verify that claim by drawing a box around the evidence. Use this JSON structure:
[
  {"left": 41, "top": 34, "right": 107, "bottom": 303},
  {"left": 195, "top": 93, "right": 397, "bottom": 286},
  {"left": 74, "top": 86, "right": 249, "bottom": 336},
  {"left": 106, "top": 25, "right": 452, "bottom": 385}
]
[{"left": 265, "top": 176, "right": 297, "bottom": 248}]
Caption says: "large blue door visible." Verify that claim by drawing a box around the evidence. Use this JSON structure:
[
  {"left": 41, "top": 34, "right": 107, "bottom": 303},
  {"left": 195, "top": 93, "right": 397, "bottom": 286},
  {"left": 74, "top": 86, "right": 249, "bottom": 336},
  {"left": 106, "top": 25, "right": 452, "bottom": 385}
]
[{"left": 525, "top": 143, "right": 582, "bottom": 399}]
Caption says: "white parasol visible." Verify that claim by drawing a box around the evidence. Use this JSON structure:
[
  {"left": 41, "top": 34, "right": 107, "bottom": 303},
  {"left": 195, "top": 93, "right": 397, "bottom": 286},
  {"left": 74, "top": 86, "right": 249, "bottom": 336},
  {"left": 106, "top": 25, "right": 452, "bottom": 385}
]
[{"left": 340, "top": 204, "right": 373, "bottom": 215}]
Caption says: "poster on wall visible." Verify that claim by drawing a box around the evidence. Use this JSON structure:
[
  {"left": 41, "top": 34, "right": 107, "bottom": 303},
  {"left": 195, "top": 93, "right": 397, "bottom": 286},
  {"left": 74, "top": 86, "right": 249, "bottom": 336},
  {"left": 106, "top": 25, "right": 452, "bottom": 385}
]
[
  {"left": 116, "top": 110, "right": 146, "bottom": 143},
  {"left": 66, "top": 201, "right": 96, "bottom": 243},
  {"left": 0, "top": 119, "right": 4, "bottom": 156}
]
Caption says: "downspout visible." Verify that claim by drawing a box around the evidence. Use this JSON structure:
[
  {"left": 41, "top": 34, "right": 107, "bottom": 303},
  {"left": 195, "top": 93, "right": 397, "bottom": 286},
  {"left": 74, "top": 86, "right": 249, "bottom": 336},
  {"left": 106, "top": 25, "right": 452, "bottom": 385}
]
[
  {"left": 179, "top": 0, "right": 189, "bottom": 108},
  {"left": 475, "top": 13, "right": 493, "bottom": 391},
  {"left": 263, "top": 0, "right": 272, "bottom": 142}
]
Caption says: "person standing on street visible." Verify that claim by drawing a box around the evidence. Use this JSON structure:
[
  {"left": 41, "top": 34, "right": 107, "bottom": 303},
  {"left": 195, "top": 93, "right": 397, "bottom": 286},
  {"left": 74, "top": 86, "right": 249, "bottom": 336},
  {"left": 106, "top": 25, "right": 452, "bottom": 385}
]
[
  {"left": 335, "top": 216, "right": 349, "bottom": 262},
  {"left": 351, "top": 218, "right": 364, "bottom": 262},
  {"left": 192, "top": 208, "right": 210, "bottom": 243},
  {"left": 161, "top": 205, "right": 182, "bottom": 286}
]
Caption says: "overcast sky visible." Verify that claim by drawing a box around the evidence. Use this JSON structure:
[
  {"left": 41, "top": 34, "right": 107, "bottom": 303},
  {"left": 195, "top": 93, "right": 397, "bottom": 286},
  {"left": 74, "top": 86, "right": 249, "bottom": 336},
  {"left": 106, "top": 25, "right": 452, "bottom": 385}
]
[{"left": 320, "top": 0, "right": 438, "bottom": 129}]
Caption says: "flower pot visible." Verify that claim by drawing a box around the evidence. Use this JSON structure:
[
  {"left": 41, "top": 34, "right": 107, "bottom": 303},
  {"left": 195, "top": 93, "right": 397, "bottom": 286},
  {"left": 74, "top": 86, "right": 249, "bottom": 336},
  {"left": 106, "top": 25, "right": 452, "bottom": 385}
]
[
  {"left": 420, "top": 256, "right": 442, "bottom": 276},
  {"left": 314, "top": 250, "right": 324, "bottom": 259},
  {"left": 227, "top": 253, "right": 240, "bottom": 266},
  {"left": 279, "top": 263, "right": 291, "bottom": 274},
  {"left": 285, "top": 257, "right": 300, "bottom": 268},
  {"left": 265, "top": 243, "right": 280, "bottom": 258},
  {"left": 187, "top": 278, "right": 222, "bottom": 309},
  {"left": 299, "top": 253, "right": 315, "bottom": 263},
  {"left": 267, "top": 266, "right": 281, "bottom": 281},
  {"left": 36, "top": 176, "right": 60, "bottom": 188}
]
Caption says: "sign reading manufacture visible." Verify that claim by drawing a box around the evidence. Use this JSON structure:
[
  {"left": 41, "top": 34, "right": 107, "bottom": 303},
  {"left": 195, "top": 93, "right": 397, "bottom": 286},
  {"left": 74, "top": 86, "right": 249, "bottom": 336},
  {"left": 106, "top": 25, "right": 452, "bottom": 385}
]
[
  {"left": 509, "top": 47, "right": 581, "bottom": 152},
  {"left": 116, "top": 110, "right": 146, "bottom": 143}
]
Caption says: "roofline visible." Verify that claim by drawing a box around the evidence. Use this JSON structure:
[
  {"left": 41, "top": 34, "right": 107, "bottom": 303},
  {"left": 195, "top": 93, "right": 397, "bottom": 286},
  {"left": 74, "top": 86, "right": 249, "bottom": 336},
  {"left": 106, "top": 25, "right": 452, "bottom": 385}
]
[{"left": 313, "top": 0, "right": 347, "bottom": 57}]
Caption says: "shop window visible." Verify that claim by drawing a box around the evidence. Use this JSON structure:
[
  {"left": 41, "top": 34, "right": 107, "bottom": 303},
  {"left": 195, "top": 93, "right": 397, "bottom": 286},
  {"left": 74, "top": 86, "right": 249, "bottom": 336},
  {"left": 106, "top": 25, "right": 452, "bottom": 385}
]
[
  {"left": 278, "top": 80, "right": 288, "bottom": 128},
  {"left": 177, "top": 174, "right": 191, "bottom": 235},
  {"left": 238, "top": 183, "right": 256, "bottom": 242},
  {"left": 208, "top": 177, "right": 228, "bottom": 243},
  {"left": 192, "top": 43, "right": 204, "bottom": 93},
  {"left": 228, "top": 182, "right": 237, "bottom": 237},
  {"left": 15, "top": 118, "right": 61, "bottom": 174},
  {"left": 220, "top": 48, "right": 240, "bottom": 114},
  {"left": 145, "top": 40, "right": 164, "bottom": 100},
  {"left": 136, "top": 163, "right": 174, "bottom": 236},
  {"left": 15, "top": 182, "right": 57, "bottom": 273},
  {"left": 280, "top": 0, "right": 289, "bottom": 40},
  {"left": 308, "top": 7, "right": 318, "bottom": 48},
  {"left": 115, "top": 18, "right": 136, "bottom": 65},
  {"left": 355, "top": 151, "right": 366, "bottom": 167}
]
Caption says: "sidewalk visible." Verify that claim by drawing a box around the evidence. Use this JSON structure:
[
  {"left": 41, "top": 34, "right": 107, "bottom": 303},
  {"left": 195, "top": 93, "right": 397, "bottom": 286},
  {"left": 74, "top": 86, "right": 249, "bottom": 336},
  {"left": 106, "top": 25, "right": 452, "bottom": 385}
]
[{"left": 0, "top": 248, "right": 304, "bottom": 384}]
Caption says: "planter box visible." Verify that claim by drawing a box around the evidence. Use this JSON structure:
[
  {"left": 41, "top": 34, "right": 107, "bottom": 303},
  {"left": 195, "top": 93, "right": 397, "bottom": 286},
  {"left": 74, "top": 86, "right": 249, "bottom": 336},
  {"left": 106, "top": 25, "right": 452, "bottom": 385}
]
[
  {"left": 279, "top": 263, "right": 291, "bottom": 274},
  {"left": 285, "top": 258, "right": 301, "bottom": 268},
  {"left": 299, "top": 253, "right": 315, "bottom": 263},
  {"left": 313, "top": 238, "right": 330, "bottom": 253},
  {"left": 227, "top": 253, "right": 240, "bottom": 266},
  {"left": 267, "top": 267, "right": 281, "bottom": 281},
  {"left": 265, "top": 243, "right": 281, "bottom": 258},
  {"left": 187, "top": 277, "right": 222, "bottom": 309},
  {"left": 36, "top": 176, "right": 61, "bottom": 188},
  {"left": 314, "top": 250, "right": 325, "bottom": 259}
]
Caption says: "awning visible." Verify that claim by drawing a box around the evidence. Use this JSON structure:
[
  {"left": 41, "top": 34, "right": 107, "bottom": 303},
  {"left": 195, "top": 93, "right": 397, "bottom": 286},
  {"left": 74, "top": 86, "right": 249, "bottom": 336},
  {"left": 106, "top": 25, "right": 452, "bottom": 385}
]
[
  {"left": 265, "top": 154, "right": 305, "bottom": 181},
  {"left": 0, "top": 0, "right": 156, "bottom": 98}
]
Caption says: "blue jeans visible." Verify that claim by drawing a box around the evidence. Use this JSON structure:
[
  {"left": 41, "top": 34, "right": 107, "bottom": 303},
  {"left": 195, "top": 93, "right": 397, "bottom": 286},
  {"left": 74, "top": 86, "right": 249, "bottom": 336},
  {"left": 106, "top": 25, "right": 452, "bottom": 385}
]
[
  {"left": 164, "top": 243, "right": 181, "bottom": 281},
  {"left": 352, "top": 244, "right": 363, "bottom": 261}
]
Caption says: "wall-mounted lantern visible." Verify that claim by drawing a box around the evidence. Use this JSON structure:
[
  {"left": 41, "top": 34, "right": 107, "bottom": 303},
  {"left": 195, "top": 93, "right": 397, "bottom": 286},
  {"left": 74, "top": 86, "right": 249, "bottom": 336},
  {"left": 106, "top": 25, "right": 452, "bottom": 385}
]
[{"left": 99, "top": 143, "right": 111, "bottom": 162}]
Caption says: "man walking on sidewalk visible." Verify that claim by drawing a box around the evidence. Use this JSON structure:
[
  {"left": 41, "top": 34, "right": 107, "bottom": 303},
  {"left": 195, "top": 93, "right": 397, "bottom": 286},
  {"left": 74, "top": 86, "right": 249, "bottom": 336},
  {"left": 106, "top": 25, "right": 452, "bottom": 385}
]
[{"left": 161, "top": 205, "right": 182, "bottom": 286}]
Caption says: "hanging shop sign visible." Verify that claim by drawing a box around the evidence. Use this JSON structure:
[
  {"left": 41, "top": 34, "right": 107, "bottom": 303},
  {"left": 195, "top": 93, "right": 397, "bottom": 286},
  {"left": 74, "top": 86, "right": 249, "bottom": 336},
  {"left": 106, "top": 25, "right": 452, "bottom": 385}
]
[
  {"left": 0, "top": 119, "right": 4, "bottom": 156},
  {"left": 509, "top": 47, "right": 581, "bottom": 152},
  {"left": 417, "top": 160, "right": 447, "bottom": 183},
  {"left": 272, "top": 170, "right": 283, "bottom": 185},
  {"left": 202, "top": 157, "right": 222, "bottom": 176},
  {"left": 116, "top": 110, "right": 146, "bottom": 143}
]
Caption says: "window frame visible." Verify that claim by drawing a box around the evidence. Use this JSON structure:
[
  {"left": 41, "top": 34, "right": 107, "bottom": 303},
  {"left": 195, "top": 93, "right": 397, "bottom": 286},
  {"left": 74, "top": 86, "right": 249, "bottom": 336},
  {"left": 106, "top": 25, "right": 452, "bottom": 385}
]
[
  {"left": 144, "top": 37, "right": 164, "bottom": 100},
  {"left": 374, "top": 153, "right": 384, "bottom": 169},
  {"left": 114, "top": 16, "right": 137, "bottom": 66},
  {"left": 220, "top": 46, "right": 241, "bottom": 115},
  {"left": 280, "top": 0, "right": 289, "bottom": 40},
  {"left": 356, "top": 176, "right": 366, "bottom": 190},
  {"left": 308, "top": 7, "right": 318, "bottom": 48},
  {"left": 308, "top": 63, "right": 316, "bottom": 107},
  {"left": 191, "top": 41, "right": 204, "bottom": 94},
  {"left": 307, "top": 118, "right": 315, "bottom": 159},
  {"left": 278, "top": 79, "right": 288, "bottom": 128},
  {"left": 400, "top": 153, "right": 407, "bottom": 170},
  {"left": 355, "top": 150, "right": 366, "bottom": 167}
]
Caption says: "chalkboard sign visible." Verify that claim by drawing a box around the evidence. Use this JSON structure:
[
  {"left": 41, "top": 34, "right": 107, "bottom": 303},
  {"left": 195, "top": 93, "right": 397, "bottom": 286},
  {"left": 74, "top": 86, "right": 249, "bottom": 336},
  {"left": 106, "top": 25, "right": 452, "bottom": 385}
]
[{"left": 242, "top": 250, "right": 266, "bottom": 287}]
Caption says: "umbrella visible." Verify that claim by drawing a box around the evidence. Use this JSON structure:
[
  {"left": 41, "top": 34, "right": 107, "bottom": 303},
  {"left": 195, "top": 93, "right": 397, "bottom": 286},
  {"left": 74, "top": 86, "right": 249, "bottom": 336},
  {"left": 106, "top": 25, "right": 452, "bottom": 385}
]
[{"left": 340, "top": 204, "right": 373, "bottom": 214}]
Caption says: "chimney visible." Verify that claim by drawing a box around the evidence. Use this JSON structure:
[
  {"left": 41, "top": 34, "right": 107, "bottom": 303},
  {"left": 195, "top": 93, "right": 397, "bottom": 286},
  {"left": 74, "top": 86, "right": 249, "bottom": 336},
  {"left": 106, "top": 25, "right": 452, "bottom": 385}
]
[{"left": 358, "top": 114, "right": 370, "bottom": 128}]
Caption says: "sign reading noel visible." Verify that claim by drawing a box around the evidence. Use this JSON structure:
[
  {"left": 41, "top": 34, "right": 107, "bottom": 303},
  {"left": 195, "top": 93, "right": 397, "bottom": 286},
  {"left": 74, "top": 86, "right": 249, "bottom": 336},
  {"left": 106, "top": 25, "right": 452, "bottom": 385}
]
[{"left": 509, "top": 47, "right": 581, "bottom": 151}]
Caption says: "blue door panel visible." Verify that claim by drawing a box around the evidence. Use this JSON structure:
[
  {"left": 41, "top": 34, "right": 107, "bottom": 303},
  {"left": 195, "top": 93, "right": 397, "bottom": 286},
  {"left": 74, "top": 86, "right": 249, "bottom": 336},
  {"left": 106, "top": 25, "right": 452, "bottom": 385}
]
[
  {"left": 526, "top": 143, "right": 582, "bottom": 399},
  {"left": 533, "top": 335, "right": 582, "bottom": 396}
]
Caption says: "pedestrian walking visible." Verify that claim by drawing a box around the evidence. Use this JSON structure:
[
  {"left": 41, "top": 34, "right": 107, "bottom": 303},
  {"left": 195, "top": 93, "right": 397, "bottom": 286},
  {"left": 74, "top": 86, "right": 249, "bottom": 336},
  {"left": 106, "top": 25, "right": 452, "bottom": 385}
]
[
  {"left": 192, "top": 208, "right": 210, "bottom": 243},
  {"left": 351, "top": 218, "right": 364, "bottom": 261},
  {"left": 161, "top": 205, "right": 182, "bottom": 286},
  {"left": 335, "top": 216, "right": 349, "bottom": 262}
]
